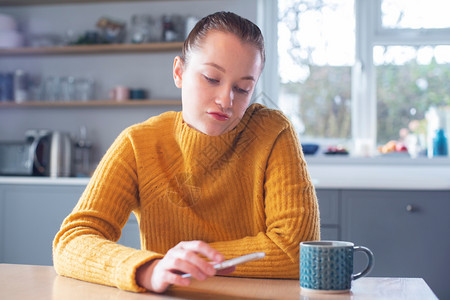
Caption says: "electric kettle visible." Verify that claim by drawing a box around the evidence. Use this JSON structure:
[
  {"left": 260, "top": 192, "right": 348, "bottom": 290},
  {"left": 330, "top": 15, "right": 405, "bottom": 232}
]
[{"left": 48, "top": 131, "right": 73, "bottom": 177}]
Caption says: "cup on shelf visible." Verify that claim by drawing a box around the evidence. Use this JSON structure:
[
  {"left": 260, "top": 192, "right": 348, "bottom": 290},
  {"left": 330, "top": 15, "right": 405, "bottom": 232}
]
[
  {"left": 0, "top": 72, "right": 14, "bottom": 101},
  {"left": 129, "top": 88, "right": 148, "bottom": 100},
  {"left": 0, "top": 13, "right": 24, "bottom": 48},
  {"left": 130, "top": 14, "right": 154, "bottom": 43},
  {"left": 43, "top": 76, "right": 60, "bottom": 102},
  {"left": 109, "top": 85, "right": 129, "bottom": 102},
  {"left": 60, "top": 76, "right": 76, "bottom": 102},
  {"left": 13, "top": 69, "right": 28, "bottom": 103},
  {"left": 75, "top": 77, "right": 94, "bottom": 102}
]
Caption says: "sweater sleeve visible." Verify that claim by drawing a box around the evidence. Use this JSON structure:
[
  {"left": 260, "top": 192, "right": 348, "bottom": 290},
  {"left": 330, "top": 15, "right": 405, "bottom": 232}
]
[
  {"left": 52, "top": 129, "right": 163, "bottom": 292},
  {"left": 209, "top": 123, "right": 320, "bottom": 278}
]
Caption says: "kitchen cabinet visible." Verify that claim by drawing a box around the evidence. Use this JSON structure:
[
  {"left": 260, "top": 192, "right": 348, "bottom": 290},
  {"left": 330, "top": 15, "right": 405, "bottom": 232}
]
[
  {"left": 0, "top": 184, "right": 85, "bottom": 265},
  {"left": 315, "top": 189, "right": 340, "bottom": 240},
  {"left": 0, "top": 182, "right": 140, "bottom": 265},
  {"left": 341, "top": 190, "right": 450, "bottom": 300},
  {"left": 118, "top": 212, "right": 141, "bottom": 249}
]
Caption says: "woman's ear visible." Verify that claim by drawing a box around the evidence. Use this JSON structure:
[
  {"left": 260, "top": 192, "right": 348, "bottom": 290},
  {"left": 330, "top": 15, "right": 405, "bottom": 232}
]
[{"left": 173, "top": 56, "right": 184, "bottom": 88}]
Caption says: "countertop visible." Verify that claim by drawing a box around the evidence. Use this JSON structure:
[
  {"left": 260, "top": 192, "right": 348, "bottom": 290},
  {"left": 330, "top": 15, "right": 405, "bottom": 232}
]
[
  {"left": 0, "top": 264, "right": 439, "bottom": 300},
  {"left": 307, "top": 165, "right": 450, "bottom": 191},
  {"left": 0, "top": 176, "right": 90, "bottom": 186},
  {"left": 0, "top": 157, "right": 449, "bottom": 190}
]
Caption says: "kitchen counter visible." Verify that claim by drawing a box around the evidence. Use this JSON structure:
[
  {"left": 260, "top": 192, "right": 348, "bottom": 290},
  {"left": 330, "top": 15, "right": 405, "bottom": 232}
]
[
  {"left": 306, "top": 156, "right": 450, "bottom": 190},
  {"left": 308, "top": 165, "right": 450, "bottom": 190},
  {"left": 1, "top": 157, "right": 449, "bottom": 190},
  {"left": 0, "top": 176, "right": 90, "bottom": 186}
]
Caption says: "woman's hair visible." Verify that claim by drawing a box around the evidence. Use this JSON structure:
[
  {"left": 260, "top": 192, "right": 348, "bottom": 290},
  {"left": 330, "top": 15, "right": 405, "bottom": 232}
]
[{"left": 182, "top": 11, "right": 265, "bottom": 69}]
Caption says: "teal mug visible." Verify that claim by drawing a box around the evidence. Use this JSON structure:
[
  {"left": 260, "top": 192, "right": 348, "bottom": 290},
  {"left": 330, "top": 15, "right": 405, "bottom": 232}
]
[{"left": 300, "top": 241, "right": 374, "bottom": 293}]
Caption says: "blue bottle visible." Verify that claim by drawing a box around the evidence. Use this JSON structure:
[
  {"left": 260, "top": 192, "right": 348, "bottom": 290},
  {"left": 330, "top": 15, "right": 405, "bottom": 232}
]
[{"left": 433, "top": 129, "right": 448, "bottom": 156}]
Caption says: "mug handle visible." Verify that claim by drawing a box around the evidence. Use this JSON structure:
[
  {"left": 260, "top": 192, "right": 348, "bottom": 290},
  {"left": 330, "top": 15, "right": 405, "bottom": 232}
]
[{"left": 352, "top": 246, "right": 374, "bottom": 280}]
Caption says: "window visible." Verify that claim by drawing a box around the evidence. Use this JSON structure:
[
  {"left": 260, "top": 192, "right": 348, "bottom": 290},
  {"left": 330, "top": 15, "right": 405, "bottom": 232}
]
[
  {"left": 277, "top": 0, "right": 354, "bottom": 146},
  {"left": 373, "top": 0, "right": 450, "bottom": 157},
  {"left": 374, "top": 45, "right": 450, "bottom": 146},
  {"left": 273, "top": 0, "right": 450, "bottom": 157},
  {"left": 381, "top": 0, "right": 450, "bottom": 29}
]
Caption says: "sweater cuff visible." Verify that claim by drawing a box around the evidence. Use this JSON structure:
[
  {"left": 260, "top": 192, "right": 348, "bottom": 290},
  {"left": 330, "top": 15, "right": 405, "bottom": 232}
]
[{"left": 114, "top": 250, "right": 164, "bottom": 292}]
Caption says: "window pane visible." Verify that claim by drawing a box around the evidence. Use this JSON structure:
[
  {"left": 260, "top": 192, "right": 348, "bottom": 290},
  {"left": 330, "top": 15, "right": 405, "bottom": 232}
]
[
  {"left": 278, "top": 0, "right": 354, "bottom": 142},
  {"left": 381, "top": 0, "right": 450, "bottom": 29},
  {"left": 375, "top": 45, "right": 450, "bottom": 146}
]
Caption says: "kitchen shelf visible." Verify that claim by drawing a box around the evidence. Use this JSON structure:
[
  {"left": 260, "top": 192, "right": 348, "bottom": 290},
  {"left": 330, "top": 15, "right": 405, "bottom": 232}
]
[
  {"left": 0, "top": 42, "right": 183, "bottom": 56},
  {"left": 0, "top": 99, "right": 182, "bottom": 108},
  {"left": 0, "top": 0, "right": 188, "bottom": 6}
]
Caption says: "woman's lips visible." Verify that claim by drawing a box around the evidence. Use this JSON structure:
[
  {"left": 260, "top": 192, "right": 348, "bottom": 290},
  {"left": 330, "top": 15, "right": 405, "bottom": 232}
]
[{"left": 208, "top": 112, "right": 230, "bottom": 121}]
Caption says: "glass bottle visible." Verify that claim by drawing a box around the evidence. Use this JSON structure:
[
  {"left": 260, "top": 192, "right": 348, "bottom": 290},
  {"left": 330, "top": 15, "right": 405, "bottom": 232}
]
[{"left": 433, "top": 129, "right": 448, "bottom": 156}]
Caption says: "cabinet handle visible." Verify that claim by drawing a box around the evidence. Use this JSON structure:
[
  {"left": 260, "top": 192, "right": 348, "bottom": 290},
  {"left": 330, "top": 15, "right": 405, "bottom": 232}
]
[{"left": 406, "top": 204, "right": 414, "bottom": 212}]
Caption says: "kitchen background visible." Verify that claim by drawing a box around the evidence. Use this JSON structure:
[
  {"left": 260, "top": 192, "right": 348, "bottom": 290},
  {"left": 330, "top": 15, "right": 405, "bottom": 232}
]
[{"left": 0, "top": 0, "right": 259, "bottom": 171}]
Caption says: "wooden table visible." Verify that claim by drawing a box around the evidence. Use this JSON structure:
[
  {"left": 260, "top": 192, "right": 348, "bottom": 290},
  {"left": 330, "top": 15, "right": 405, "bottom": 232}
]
[{"left": 0, "top": 264, "right": 438, "bottom": 300}]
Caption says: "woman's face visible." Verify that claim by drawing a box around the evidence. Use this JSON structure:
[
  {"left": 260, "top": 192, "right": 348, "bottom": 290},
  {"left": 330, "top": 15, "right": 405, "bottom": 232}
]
[{"left": 173, "top": 30, "right": 263, "bottom": 136}]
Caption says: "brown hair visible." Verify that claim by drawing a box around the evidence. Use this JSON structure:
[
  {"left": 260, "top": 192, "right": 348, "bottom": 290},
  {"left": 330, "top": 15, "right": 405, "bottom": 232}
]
[{"left": 182, "top": 11, "right": 265, "bottom": 69}]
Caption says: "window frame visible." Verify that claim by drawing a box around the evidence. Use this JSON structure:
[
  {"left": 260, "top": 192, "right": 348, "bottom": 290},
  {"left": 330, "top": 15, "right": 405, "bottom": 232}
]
[{"left": 261, "top": 0, "right": 450, "bottom": 156}]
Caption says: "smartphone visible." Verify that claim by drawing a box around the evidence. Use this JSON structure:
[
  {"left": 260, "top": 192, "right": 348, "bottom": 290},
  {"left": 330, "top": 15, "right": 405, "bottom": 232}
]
[{"left": 181, "top": 252, "right": 265, "bottom": 278}]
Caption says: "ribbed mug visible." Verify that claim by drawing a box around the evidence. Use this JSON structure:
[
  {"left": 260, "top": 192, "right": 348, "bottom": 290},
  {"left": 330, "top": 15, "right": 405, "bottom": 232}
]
[{"left": 300, "top": 241, "right": 374, "bottom": 293}]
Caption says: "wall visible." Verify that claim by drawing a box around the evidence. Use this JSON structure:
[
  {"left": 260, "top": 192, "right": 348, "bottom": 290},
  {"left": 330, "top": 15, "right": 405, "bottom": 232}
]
[{"left": 0, "top": 0, "right": 259, "bottom": 162}]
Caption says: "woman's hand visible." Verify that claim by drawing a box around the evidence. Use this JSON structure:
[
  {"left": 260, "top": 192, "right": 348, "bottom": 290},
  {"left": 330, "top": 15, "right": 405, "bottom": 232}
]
[{"left": 136, "top": 241, "right": 234, "bottom": 293}]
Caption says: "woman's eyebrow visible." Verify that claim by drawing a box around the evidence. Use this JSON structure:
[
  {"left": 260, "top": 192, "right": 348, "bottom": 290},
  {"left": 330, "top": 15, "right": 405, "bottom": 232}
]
[
  {"left": 203, "top": 62, "right": 225, "bottom": 72},
  {"left": 203, "top": 62, "right": 255, "bottom": 81}
]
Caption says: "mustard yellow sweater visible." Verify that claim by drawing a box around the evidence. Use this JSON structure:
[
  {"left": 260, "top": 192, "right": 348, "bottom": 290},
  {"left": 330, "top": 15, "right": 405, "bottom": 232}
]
[{"left": 53, "top": 103, "right": 320, "bottom": 292}]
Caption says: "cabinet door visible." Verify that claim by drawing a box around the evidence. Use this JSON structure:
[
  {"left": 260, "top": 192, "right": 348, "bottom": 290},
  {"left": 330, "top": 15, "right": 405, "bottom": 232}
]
[
  {"left": 316, "top": 189, "right": 340, "bottom": 240},
  {"left": 118, "top": 213, "right": 141, "bottom": 249},
  {"left": 0, "top": 184, "right": 85, "bottom": 265},
  {"left": 341, "top": 190, "right": 450, "bottom": 299}
]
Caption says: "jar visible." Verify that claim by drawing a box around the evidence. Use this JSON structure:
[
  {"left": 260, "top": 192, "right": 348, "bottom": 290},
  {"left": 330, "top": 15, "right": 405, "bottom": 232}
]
[{"left": 130, "top": 14, "right": 153, "bottom": 43}]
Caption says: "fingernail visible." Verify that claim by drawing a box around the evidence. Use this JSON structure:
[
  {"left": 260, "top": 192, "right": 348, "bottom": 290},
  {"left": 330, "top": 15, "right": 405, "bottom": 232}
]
[{"left": 214, "top": 254, "right": 224, "bottom": 262}]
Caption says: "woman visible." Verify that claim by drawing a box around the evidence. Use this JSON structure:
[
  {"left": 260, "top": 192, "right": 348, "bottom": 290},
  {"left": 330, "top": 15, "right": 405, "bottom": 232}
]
[{"left": 53, "top": 11, "right": 320, "bottom": 293}]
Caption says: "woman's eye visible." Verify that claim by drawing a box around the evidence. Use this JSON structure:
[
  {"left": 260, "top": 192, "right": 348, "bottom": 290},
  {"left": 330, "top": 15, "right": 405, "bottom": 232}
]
[
  {"left": 235, "top": 86, "right": 249, "bottom": 95},
  {"left": 204, "top": 75, "right": 219, "bottom": 84}
]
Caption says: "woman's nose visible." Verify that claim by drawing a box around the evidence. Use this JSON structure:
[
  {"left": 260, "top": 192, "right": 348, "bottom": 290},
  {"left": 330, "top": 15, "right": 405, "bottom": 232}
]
[{"left": 215, "top": 85, "right": 234, "bottom": 109}]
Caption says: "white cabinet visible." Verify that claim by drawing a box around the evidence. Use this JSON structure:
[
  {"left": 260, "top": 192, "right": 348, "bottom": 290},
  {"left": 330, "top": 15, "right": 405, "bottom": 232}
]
[{"left": 0, "top": 184, "right": 85, "bottom": 265}]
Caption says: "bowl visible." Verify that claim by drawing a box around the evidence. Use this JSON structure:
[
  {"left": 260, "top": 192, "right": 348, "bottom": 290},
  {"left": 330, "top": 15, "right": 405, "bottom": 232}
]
[
  {"left": 0, "top": 30, "right": 24, "bottom": 48},
  {"left": 301, "top": 143, "right": 319, "bottom": 155},
  {"left": 0, "top": 14, "right": 17, "bottom": 31}
]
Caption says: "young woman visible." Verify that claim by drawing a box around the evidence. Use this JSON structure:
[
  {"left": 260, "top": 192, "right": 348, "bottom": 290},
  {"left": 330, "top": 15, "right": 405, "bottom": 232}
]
[{"left": 53, "top": 11, "right": 320, "bottom": 293}]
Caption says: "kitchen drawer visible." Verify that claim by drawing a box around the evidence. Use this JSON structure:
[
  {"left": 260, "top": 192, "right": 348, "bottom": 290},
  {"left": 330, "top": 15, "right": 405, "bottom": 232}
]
[{"left": 316, "top": 189, "right": 339, "bottom": 225}]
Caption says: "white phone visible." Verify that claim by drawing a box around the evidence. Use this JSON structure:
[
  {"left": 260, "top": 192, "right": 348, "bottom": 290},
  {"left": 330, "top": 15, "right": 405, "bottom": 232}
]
[{"left": 181, "top": 252, "right": 265, "bottom": 278}]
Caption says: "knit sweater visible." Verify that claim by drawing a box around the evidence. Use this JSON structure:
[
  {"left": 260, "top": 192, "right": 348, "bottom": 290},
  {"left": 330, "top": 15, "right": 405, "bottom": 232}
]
[{"left": 53, "top": 103, "right": 320, "bottom": 292}]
